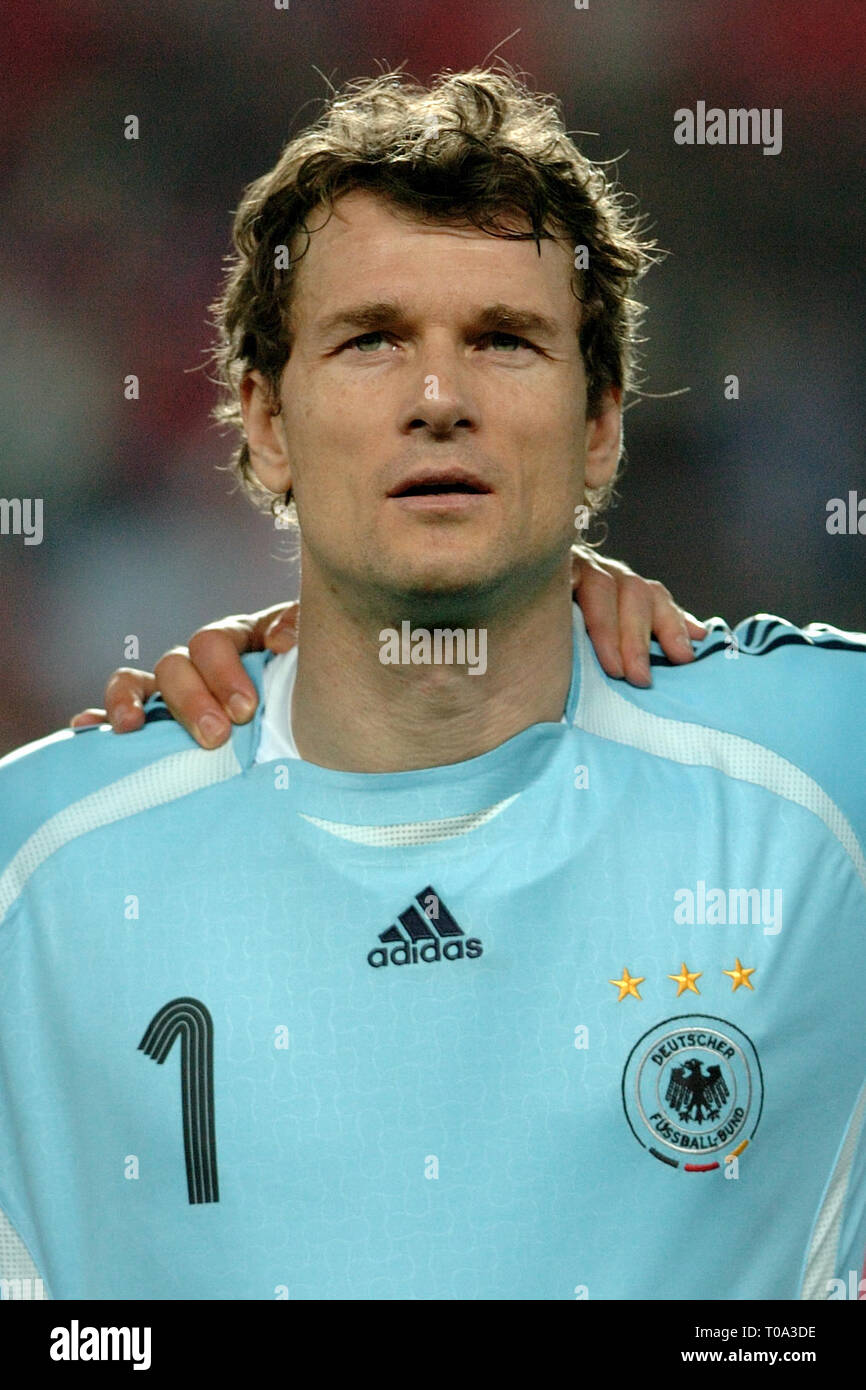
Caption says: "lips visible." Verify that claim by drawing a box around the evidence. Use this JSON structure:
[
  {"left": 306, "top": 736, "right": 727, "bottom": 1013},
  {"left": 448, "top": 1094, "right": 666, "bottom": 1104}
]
[{"left": 387, "top": 468, "right": 491, "bottom": 497}]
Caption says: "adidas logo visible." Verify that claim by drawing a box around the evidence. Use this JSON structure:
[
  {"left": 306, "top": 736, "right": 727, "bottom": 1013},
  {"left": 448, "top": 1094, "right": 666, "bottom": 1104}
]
[{"left": 368, "top": 885, "right": 483, "bottom": 968}]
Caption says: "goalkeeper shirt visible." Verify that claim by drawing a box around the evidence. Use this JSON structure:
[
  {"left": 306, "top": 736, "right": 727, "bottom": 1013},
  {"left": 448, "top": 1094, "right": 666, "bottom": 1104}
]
[{"left": 0, "top": 605, "right": 864, "bottom": 1301}]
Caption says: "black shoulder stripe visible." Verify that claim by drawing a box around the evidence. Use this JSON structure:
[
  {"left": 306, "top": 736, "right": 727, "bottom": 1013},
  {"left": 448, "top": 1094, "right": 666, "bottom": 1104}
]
[
  {"left": 651, "top": 630, "right": 866, "bottom": 666},
  {"left": 143, "top": 705, "right": 177, "bottom": 724},
  {"left": 745, "top": 633, "right": 866, "bottom": 656}
]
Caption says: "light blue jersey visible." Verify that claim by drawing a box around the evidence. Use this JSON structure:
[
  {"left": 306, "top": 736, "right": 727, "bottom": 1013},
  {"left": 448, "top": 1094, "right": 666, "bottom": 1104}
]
[{"left": 0, "top": 606, "right": 864, "bottom": 1301}]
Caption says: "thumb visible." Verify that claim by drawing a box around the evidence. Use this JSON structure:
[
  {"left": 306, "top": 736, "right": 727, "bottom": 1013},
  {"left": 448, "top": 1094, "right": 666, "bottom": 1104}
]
[{"left": 264, "top": 602, "right": 300, "bottom": 652}]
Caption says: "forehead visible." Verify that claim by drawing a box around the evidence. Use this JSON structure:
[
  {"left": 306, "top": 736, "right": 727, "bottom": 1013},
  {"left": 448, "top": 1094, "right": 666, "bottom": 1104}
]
[{"left": 288, "top": 188, "right": 578, "bottom": 328}]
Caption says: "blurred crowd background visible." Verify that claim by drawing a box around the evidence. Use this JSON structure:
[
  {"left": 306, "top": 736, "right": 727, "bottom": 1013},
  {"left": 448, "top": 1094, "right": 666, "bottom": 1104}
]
[{"left": 2, "top": 0, "right": 864, "bottom": 754}]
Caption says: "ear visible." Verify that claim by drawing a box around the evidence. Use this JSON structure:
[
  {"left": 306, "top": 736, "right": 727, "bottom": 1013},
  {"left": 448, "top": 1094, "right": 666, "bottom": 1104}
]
[
  {"left": 240, "top": 370, "right": 293, "bottom": 493},
  {"left": 583, "top": 386, "right": 623, "bottom": 492}
]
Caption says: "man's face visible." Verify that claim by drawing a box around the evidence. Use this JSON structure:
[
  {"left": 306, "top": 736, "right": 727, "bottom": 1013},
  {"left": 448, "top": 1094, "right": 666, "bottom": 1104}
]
[{"left": 243, "top": 189, "right": 621, "bottom": 618}]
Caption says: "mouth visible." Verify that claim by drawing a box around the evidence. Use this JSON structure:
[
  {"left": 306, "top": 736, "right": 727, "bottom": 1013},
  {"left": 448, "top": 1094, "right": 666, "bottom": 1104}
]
[{"left": 387, "top": 470, "right": 492, "bottom": 498}]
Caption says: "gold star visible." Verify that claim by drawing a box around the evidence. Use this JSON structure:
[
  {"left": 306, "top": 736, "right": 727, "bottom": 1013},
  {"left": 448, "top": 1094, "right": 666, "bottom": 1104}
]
[
  {"left": 609, "top": 967, "right": 645, "bottom": 1001},
  {"left": 723, "top": 957, "right": 756, "bottom": 991},
  {"left": 668, "top": 961, "right": 702, "bottom": 997}
]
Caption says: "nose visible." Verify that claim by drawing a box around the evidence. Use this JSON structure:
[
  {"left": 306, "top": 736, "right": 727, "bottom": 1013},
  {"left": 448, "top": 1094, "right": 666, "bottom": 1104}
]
[{"left": 398, "top": 346, "right": 478, "bottom": 439}]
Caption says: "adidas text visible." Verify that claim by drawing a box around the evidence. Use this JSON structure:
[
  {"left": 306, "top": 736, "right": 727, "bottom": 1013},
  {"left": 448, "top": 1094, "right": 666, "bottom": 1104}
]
[{"left": 368, "top": 937, "right": 483, "bottom": 967}]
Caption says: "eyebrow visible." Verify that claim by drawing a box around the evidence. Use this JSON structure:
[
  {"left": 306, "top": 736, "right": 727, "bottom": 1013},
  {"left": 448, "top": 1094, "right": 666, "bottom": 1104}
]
[{"left": 314, "top": 300, "right": 564, "bottom": 343}]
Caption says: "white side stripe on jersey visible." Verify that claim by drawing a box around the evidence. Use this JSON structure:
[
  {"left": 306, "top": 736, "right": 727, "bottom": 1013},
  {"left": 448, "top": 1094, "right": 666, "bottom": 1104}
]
[
  {"left": 0, "top": 742, "right": 241, "bottom": 928},
  {"left": 799, "top": 1079, "right": 866, "bottom": 1299},
  {"left": 572, "top": 614, "right": 866, "bottom": 892},
  {"left": 0, "top": 1204, "right": 48, "bottom": 1299}
]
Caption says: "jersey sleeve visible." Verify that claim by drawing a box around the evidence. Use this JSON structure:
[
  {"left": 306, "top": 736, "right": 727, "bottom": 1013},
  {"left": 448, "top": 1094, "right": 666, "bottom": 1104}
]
[{"left": 649, "top": 612, "right": 866, "bottom": 853}]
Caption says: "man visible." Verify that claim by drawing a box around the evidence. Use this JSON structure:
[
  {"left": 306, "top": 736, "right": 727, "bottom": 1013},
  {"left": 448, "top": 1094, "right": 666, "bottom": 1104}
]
[{"left": 1, "top": 66, "right": 864, "bottom": 1302}]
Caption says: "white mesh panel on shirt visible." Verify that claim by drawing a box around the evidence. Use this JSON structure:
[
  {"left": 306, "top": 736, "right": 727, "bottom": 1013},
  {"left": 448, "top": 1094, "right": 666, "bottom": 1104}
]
[
  {"left": 0, "top": 742, "right": 240, "bottom": 926},
  {"left": 299, "top": 795, "right": 519, "bottom": 846},
  {"left": 0, "top": 1205, "right": 47, "bottom": 1299}
]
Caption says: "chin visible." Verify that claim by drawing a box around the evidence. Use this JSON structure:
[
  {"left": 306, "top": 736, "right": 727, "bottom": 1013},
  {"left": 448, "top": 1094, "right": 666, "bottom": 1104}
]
[
  {"left": 375, "top": 561, "right": 508, "bottom": 627},
  {"left": 394, "top": 553, "right": 494, "bottom": 592}
]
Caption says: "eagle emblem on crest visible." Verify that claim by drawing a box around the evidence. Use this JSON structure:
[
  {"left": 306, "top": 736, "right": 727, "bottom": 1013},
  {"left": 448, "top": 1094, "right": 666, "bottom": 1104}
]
[{"left": 666, "top": 1058, "right": 730, "bottom": 1123}]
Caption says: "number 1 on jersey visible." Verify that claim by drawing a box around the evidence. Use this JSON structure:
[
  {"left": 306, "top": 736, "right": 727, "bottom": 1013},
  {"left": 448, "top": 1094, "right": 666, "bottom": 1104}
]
[{"left": 139, "top": 997, "right": 220, "bottom": 1204}]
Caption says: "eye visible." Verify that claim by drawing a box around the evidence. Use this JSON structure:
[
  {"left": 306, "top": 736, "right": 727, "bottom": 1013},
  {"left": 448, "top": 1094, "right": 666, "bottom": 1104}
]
[
  {"left": 482, "top": 332, "right": 536, "bottom": 352},
  {"left": 346, "top": 331, "right": 392, "bottom": 352}
]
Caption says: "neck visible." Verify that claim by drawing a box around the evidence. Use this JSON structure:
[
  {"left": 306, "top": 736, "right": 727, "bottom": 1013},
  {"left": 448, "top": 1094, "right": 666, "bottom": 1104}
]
[{"left": 290, "top": 561, "right": 575, "bottom": 772}]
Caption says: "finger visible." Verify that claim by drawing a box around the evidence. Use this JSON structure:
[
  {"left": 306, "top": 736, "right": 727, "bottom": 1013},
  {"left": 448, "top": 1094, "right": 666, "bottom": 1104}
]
[
  {"left": 575, "top": 550, "right": 708, "bottom": 682},
  {"left": 613, "top": 575, "right": 657, "bottom": 686},
  {"left": 647, "top": 592, "right": 702, "bottom": 666},
  {"left": 681, "top": 611, "right": 709, "bottom": 638},
  {"left": 186, "top": 604, "right": 297, "bottom": 715},
  {"left": 192, "top": 604, "right": 296, "bottom": 655},
  {"left": 152, "top": 648, "right": 234, "bottom": 748},
  {"left": 571, "top": 547, "right": 635, "bottom": 585},
  {"left": 186, "top": 625, "right": 261, "bottom": 723},
  {"left": 103, "top": 668, "right": 156, "bottom": 731},
  {"left": 572, "top": 555, "right": 625, "bottom": 679},
  {"left": 262, "top": 601, "right": 300, "bottom": 652},
  {"left": 70, "top": 708, "right": 108, "bottom": 728}
]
